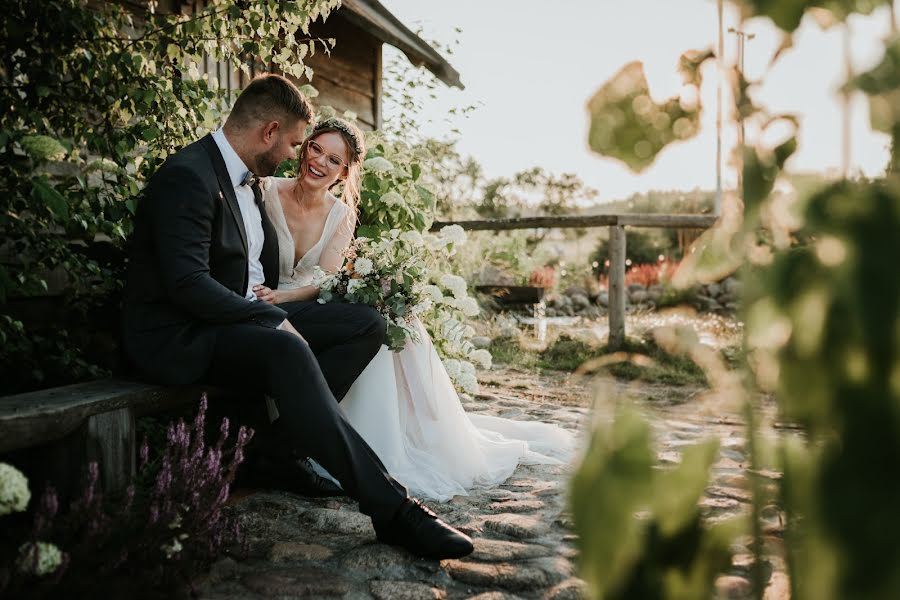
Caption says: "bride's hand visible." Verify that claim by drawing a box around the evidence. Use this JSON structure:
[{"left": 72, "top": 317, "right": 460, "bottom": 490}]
[{"left": 253, "top": 285, "right": 282, "bottom": 304}]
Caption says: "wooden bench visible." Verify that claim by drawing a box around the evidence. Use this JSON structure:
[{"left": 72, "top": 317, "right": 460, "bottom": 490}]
[{"left": 0, "top": 379, "right": 211, "bottom": 495}]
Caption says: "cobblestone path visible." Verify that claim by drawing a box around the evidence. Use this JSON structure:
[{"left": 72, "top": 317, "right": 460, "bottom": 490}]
[{"left": 199, "top": 367, "right": 787, "bottom": 599}]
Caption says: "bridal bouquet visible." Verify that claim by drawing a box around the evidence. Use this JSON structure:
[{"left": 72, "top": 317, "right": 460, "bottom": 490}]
[{"left": 312, "top": 230, "right": 433, "bottom": 352}]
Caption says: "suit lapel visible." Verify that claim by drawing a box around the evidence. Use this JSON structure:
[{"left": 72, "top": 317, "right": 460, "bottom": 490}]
[
  {"left": 200, "top": 134, "right": 248, "bottom": 254},
  {"left": 254, "top": 182, "right": 281, "bottom": 289}
]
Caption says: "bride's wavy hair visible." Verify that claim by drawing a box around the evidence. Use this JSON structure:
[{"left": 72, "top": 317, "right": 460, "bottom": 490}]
[{"left": 296, "top": 117, "right": 366, "bottom": 212}]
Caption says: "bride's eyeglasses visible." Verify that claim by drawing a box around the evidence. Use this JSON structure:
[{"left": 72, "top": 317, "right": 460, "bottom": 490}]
[{"left": 306, "top": 140, "right": 348, "bottom": 171}]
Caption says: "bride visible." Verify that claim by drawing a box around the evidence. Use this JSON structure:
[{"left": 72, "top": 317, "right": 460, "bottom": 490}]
[{"left": 253, "top": 117, "right": 575, "bottom": 501}]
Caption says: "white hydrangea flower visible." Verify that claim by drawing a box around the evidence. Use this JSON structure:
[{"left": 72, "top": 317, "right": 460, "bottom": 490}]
[
  {"left": 457, "top": 297, "right": 480, "bottom": 316},
  {"left": 459, "top": 360, "right": 476, "bottom": 376},
  {"left": 0, "top": 463, "right": 30, "bottom": 516},
  {"left": 354, "top": 257, "right": 374, "bottom": 276},
  {"left": 457, "top": 372, "right": 478, "bottom": 394},
  {"left": 380, "top": 191, "right": 404, "bottom": 206},
  {"left": 471, "top": 349, "right": 493, "bottom": 369},
  {"left": 439, "top": 224, "right": 468, "bottom": 245},
  {"left": 347, "top": 279, "right": 364, "bottom": 293},
  {"left": 423, "top": 284, "right": 444, "bottom": 303},
  {"left": 443, "top": 358, "right": 462, "bottom": 378},
  {"left": 363, "top": 156, "right": 394, "bottom": 173},
  {"left": 424, "top": 233, "right": 450, "bottom": 250},
  {"left": 16, "top": 542, "right": 63, "bottom": 576},
  {"left": 399, "top": 230, "right": 424, "bottom": 246},
  {"left": 160, "top": 537, "right": 183, "bottom": 559},
  {"left": 440, "top": 274, "right": 468, "bottom": 299}
]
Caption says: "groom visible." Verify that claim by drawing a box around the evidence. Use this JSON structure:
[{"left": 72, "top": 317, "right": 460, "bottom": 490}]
[{"left": 123, "top": 73, "right": 472, "bottom": 559}]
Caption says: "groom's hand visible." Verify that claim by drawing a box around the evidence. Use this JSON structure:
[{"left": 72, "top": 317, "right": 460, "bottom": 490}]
[
  {"left": 278, "top": 318, "right": 308, "bottom": 344},
  {"left": 254, "top": 284, "right": 282, "bottom": 304}
]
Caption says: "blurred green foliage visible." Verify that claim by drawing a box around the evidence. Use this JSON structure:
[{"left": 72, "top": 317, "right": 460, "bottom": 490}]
[
  {"left": 575, "top": 2, "right": 900, "bottom": 598},
  {"left": 746, "top": 179, "right": 900, "bottom": 599},
  {"left": 586, "top": 51, "right": 713, "bottom": 173},
  {"left": 572, "top": 406, "right": 741, "bottom": 599}
]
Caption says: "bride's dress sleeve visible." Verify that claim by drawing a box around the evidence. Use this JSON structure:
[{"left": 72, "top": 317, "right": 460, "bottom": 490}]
[{"left": 318, "top": 203, "right": 356, "bottom": 272}]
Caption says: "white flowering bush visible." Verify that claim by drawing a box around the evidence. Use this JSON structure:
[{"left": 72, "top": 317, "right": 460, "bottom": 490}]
[
  {"left": 351, "top": 133, "right": 492, "bottom": 392},
  {"left": 0, "top": 463, "right": 31, "bottom": 516},
  {"left": 16, "top": 541, "right": 64, "bottom": 577}
]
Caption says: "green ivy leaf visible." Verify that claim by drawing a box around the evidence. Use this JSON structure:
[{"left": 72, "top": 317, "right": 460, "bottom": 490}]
[{"left": 32, "top": 176, "right": 69, "bottom": 220}]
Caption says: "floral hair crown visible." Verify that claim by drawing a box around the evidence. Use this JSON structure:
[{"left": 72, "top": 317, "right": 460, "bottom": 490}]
[{"left": 313, "top": 118, "right": 364, "bottom": 159}]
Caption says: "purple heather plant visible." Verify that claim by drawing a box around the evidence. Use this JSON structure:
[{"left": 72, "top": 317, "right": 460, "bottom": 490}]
[{"left": 1, "top": 395, "right": 253, "bottom": 597}]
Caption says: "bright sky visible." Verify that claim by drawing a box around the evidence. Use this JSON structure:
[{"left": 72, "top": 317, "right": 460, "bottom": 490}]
[{"left": 379, "top": 0, "right": 895, "bottom": 202}]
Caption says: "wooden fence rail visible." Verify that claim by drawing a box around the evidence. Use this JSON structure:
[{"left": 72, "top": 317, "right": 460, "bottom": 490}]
[{"left": 430, "top": 213, "right": 719, "bottom": 350}]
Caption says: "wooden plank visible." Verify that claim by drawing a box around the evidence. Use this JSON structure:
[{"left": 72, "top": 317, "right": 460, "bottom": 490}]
[
  {"left": 0, "top": 379, "right": 212, "bottom": 453},
  {"left": 431, "top": 215, "right": 619, "bottom": 232},
  {"left": 608, "top": 225, "right": 627, "bottom": 350},
  {"left": 431, "top": 213, "right": 716, "bottom": 232},
  {"left": 373, "top": 43, "right": 383, "bottom": 130},
  {"left": 617, "top": 214, "right": 717, "bottom": 228}
]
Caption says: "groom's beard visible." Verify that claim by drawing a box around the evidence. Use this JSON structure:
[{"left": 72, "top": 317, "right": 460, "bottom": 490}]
[{"left": 255, "top": 146, "right": 282, "bottom": 177}]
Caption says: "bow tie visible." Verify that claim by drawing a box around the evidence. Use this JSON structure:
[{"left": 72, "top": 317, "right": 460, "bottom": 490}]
[{"left": 240, "top": 171, "right": 259, "bottom": 188}]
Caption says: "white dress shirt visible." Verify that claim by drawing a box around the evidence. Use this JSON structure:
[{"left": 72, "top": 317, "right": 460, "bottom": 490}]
[{"left": 211, "top": 128, "right": 265, "bottom": 300}]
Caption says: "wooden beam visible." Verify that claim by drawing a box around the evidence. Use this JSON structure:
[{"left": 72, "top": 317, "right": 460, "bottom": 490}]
[
  {"left": 616, "top": 214, "right": 718, "bottom": 228},
  {"left": 430, "top": 213, "right": 717, "bottom": 232},
  {"left": 608, "top": 225, "right": 627, "bottom": 350},
  {"left": 432, "top": 215, "right": 618, "bottom": 231}
]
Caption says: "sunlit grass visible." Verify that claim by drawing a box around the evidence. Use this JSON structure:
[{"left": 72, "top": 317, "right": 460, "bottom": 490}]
[{"left": 488, "top": 331, "right": 721, "bottom": 387}]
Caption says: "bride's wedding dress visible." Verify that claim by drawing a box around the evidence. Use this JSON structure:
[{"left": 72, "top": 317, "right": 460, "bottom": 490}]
[{"left": 263, "top": 178, "right": 576, "bottom": 501}]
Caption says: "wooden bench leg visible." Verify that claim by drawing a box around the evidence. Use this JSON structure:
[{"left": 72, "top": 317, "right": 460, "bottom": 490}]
[{"left": 85, "top": 407, "right": 135, "bottom": 493}]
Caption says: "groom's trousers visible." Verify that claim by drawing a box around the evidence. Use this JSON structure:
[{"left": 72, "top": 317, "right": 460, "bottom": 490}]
[{"left": 204, "top": 303, "right": 407, "bottom": 523}]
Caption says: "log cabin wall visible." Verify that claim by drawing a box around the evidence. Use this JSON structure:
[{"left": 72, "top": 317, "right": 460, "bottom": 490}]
[{"left": 303, "top": 16, "right": 382, "bottom": 131}]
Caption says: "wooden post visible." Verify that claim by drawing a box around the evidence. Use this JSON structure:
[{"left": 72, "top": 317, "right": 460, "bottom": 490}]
[
  {"left": 85, "top": 407, "right": 135, "bottom": 493},
  {"left": 608, "top": 225, "right": 627, "bottom": 350}
]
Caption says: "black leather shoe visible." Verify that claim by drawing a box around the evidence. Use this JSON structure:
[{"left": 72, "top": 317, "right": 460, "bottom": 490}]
[
  {"left": 240, "top": 454, "right": 344, "bottom": 498},
  {"left": 374, "top": 498, "right": 474, "bottom": 559}
]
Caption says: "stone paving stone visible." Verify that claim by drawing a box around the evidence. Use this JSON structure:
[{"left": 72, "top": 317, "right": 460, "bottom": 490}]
[
  {"left": 241, "top": 567, "right": 352, "bottom": 597},
  {"left": 483, "top": 514, "right": 548, "bottom": 539},
  {"left": 464, "top": 593, "right": 526, "bottom": 600},
  {"left": 268, "top": 541, "right": 333, "bottom": 562},
  {"left": 443, "top": 559, "right": 550, "bottom": 591},
  {"left": 487, "top": 499, "right": 545, "bottom": 513},
  {"left": 526, "top": 556, "right": 575, "bottom": 584},
  {"left": 299, "top": 507, "right": 373, "bottom": 536},
  {"left": 338, "top": 543, "right": 419, "bottom": 573},
  {"left": 543, "top": 577, "right": 588, "bottom": 600},
  {"left": 763, "top": 572, "right": 790, "bottom": 600},
  {"left": 706, "top": 485, "right": 753, "bottom": 503},
  {"left": 369, "top": 579, "right": 446, "bottom": 600},
  {"left": 715, "top": 574, "right": 753, "bottom": 599},
  {"left": 470, "top": 538, "right": 551, "bottom": 562},
  {"left": 700, "top": 497, "right": 742, "bottom": 511}
]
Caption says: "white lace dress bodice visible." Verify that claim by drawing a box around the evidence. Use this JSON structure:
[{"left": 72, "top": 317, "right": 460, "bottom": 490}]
[{"left": 262, "top": 177, "right": 353, "bottom": 290}]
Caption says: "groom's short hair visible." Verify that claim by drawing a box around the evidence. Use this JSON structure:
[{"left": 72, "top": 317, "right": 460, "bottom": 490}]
[{"left": 227, "top": 73, "right": 313, "bottom": 129}]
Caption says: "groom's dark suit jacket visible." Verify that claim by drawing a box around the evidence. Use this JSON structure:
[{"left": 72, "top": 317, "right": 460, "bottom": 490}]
[{"left": 123, "top": 134, "right": 285, "bottom": 384}]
